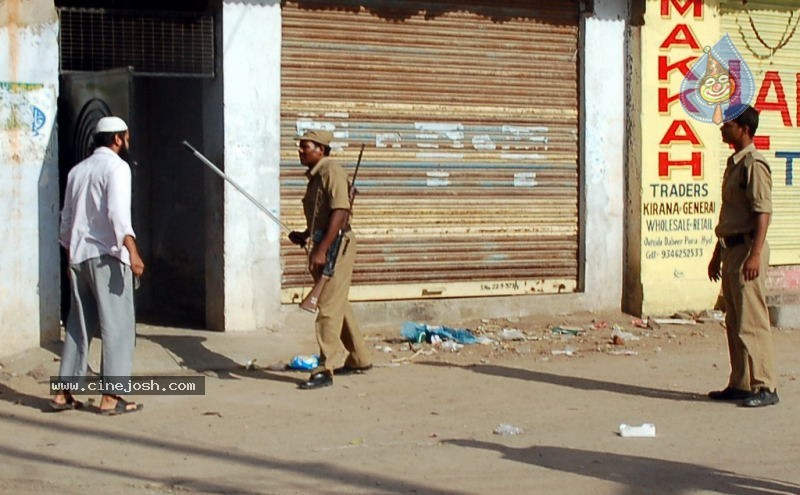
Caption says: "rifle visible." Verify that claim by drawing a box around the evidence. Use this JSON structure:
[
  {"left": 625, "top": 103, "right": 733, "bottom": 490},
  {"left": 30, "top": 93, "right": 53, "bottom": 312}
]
[{"left": 299, "top": 144, "right": 365, "bottom": 312}]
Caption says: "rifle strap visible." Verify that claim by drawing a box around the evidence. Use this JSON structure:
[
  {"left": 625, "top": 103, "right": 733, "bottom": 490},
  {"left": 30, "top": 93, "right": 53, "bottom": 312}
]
[{"left": 309, "top": 185, "right": 323, "bottom": 246}]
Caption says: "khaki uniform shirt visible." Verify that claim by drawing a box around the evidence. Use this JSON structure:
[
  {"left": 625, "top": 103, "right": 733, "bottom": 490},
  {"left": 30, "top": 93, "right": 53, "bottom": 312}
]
[
  {"left": 715, "top": 143, "right": 772, "bottom": 238},
  {"left": 302, "top": 157, "right": 351, "bottom": 236}
]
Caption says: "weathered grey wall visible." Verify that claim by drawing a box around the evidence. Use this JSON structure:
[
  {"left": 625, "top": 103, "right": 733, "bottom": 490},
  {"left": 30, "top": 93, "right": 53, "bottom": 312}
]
[
  {"left": 0, "top": 0, "right": 60, "bottom": 357},
  {"left": 220, "top": 0, "right": 283, "bottom": 330}
]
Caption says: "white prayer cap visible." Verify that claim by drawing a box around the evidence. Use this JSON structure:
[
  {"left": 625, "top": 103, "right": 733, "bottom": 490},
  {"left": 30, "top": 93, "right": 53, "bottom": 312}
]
[{"left": 95, "top": 116, "right": 128, "bottom": 134}]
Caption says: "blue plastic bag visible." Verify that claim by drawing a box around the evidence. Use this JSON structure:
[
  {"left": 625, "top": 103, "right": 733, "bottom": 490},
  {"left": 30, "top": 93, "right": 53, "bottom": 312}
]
[
  {"left": 401, "top": 321, "right": 479, "bottom": 344},
  {"left": 289, "top": 354, "right": 319, "bottom": 370}
]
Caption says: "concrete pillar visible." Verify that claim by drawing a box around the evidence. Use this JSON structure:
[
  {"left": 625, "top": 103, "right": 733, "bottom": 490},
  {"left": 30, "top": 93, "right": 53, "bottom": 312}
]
[
  {"left": 219, "top": 0, "right": 283, "bottom": 330},
  {"left": 0, "top": 0, "right": 60, "bottom": 357}
]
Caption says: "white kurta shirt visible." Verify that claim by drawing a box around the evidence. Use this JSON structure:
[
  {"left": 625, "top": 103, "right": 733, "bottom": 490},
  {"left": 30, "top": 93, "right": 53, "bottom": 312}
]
[{"left": 60, "top": 147, "right": 136, "bottom": 266}]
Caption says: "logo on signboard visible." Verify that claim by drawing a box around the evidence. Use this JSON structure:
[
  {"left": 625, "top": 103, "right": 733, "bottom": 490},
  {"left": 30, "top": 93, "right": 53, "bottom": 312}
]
[{"left": 680, "top": 34, "right": 755, "bottom": 124}]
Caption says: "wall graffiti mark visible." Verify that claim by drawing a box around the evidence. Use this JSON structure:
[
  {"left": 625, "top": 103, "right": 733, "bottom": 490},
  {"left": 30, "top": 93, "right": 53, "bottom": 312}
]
[
  {"left": 32, "top": 106, "right": 46, "bottom": 134},
  {"left": 1, "top": 81, "right": 48, "bottom": 133},
  {"left": 0, "top": 82, "right": 44, "bottom": 91},
  {"left": 0, "top": 82, "right": 55, "bottom": 163}
]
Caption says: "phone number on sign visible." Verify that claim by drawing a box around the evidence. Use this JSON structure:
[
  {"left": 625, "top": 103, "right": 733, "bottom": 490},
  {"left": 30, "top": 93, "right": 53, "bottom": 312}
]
[{"left": 661, "top": 248, "right": 704, "bottom": 259}]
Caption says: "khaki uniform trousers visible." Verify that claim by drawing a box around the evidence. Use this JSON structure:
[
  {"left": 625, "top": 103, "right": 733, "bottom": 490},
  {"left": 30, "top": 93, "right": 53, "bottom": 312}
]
[
  {"left": 720, "top": 240, "right": 776, "bottom": 391},
  {"left": 312, "top": 230, "right": 371, "bottom": 376}
]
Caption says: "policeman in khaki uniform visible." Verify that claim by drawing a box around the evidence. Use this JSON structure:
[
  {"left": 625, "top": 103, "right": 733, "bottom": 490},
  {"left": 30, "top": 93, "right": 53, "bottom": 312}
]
[
  {"left": 289, "top": 130, "right": 372, "bottom": 390},
  {"left": 707, "top": 105, "right": 779, "bottom": 407}
]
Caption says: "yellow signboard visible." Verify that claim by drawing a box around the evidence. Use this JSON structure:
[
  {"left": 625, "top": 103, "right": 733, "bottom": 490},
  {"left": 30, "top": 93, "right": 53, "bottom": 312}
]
[
  {"left": 640, "top": 0, "right": 800, "bottom": 314},
  {"left": 640, "top": 0, "right": 722, "bottom": 313}
]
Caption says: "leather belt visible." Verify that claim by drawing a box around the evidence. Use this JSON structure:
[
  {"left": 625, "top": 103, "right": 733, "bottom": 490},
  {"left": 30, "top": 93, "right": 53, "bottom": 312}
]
[{"left": 719, "top": 233, "right": 747, "bottom": 249}]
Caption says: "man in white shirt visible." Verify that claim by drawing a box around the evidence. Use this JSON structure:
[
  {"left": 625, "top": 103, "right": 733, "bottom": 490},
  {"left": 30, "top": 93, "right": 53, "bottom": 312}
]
[{"left": 51, "top": 116, "right": 145, "bottom": 415}]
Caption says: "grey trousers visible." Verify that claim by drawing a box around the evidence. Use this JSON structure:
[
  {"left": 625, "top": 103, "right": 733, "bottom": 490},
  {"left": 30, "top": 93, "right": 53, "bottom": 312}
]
[{"left": 59, "top": 255, "right": 136, "bottom": 387}]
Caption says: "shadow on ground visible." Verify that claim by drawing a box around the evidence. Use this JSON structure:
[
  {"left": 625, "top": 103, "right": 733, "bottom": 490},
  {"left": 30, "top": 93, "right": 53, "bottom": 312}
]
[
  {"left": 419, "top": 361, "right": 703, "bottom": 402},
  {"left": 0, "top": 382, "right": 53, "bottom": 412},
  {"left": 139, "top": 334, "right": 304, "bottom": 386},
  {"left": 0, "top": 412, "right": 470, "bottom": 495},
  {"left": 444, "top": 440, "right": 800, "bottom": 495}
]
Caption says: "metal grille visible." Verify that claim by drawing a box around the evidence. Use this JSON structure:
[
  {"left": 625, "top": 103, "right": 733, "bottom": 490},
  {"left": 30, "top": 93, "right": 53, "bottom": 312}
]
[{"left": 58, "top": 8, "right": 214, "bottom": 77}]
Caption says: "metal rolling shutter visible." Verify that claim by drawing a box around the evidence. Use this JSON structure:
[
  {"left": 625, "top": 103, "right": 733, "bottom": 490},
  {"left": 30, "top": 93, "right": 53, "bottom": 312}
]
[
  {"left": 280, "top": 0, "right": 580, "bottom": 303},
  {"left": 721, "top": 1, "right": 800, "bottom": 264}
]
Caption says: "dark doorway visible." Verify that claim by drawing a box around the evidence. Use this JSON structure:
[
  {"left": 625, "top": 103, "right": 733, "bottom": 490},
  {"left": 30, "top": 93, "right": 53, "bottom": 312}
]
[
  {"left": 57, "top": 1, "right": 222, "bottom": 328},
  {"left": 58, "top": 70, "right": 214, "bottom": 328}
]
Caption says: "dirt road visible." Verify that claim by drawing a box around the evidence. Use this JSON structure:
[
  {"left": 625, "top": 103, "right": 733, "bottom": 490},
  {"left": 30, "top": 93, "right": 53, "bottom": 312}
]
[{"left": 1, "top": 311, "right": 798, "bottom": 494}]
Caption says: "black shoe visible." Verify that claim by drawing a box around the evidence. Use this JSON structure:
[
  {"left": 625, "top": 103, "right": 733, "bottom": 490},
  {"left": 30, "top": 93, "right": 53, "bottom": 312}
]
[
  {"left": 334, "top": 364, "right": 373, "bottom": 376},
  {"left": 741, "top": 388, "right": 779, "bottom": 408},
  {"left": 708, "top": 387, "right": 751, "bottom": 401},
  {"left": 299, "top": 372, "right": 333, "bottom": 390}
]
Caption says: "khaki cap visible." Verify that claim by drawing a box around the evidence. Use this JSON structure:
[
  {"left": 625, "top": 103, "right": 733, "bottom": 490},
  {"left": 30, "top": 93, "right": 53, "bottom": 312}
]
[{"left": 299, "top": 129, "right": 333, "bottom": 147}]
